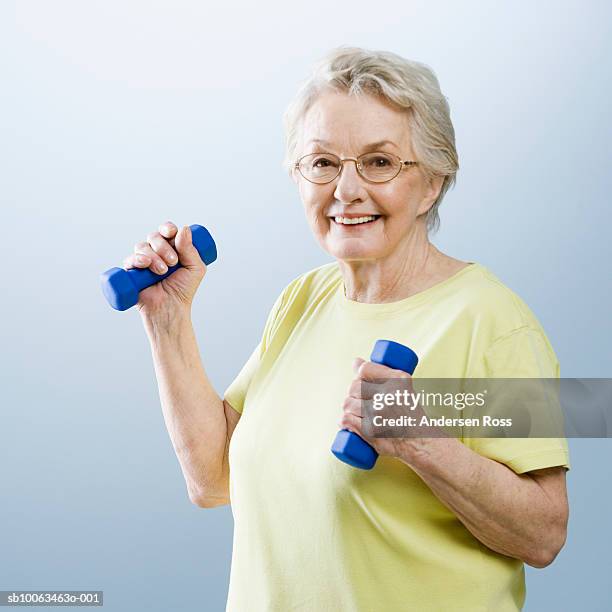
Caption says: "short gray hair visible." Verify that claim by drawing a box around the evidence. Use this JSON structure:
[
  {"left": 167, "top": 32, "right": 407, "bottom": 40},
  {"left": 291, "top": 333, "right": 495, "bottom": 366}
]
[{"left": 283, "top": 46, "right": 459, "bottom": 233}]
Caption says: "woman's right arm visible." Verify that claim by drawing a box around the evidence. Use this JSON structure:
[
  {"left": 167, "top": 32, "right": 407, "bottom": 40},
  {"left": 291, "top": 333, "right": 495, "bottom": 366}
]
[
  {"left": 124, "top": 221, "right": 239, "bottom": 508},
  {"left": 145, "top": 315, "right": 240, "bottom": 508}
]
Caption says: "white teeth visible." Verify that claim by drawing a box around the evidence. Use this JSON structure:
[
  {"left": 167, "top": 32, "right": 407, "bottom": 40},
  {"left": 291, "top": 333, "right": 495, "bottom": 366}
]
[{"left": 334, "top": 215, "right": 377, "bottom": 225}]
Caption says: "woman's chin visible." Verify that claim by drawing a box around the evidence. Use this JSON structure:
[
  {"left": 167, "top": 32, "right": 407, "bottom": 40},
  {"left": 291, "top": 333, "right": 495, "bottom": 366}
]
[{"left": 326, "top": 240, "right": 385, "bottom": 262}]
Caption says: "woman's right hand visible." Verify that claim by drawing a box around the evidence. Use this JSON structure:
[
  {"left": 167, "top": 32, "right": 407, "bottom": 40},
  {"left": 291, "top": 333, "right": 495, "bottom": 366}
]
[{"left": 122, "top": 221, "right": 207, "bottom": 323}]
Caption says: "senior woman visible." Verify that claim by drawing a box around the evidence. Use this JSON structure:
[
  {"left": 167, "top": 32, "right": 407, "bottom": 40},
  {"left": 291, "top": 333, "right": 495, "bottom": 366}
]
[{"left": 125, "top": 48, "right": 569, "bottom": 611}]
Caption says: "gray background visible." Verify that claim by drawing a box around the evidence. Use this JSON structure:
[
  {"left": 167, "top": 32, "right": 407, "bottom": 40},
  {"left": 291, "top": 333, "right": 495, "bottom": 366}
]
[{"left": 1, "top": 1, "right": 610, "bottom": 610}]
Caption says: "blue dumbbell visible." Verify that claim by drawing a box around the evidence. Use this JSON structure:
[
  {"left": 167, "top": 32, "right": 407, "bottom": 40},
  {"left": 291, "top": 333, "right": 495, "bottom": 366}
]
[
  {"left": 331, "top": 339, "right": 419, "bottom": 470},
  {"left": 100, "top": 224, "right": 217, "bottom": 311}
]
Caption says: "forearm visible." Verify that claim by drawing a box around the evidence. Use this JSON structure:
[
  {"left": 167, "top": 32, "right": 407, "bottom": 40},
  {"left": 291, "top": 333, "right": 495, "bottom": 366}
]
[
  {"left": 144, "top": 313, "right": 227, "bottom": 503},
  {"left": 398, "top": 437, "right": 566, "bottom": 567}
]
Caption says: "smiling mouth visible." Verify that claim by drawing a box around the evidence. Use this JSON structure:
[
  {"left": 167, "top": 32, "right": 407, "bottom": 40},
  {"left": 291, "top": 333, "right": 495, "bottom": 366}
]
[{"left": 330, "top": 215, "right": 382, "bottom": 226}]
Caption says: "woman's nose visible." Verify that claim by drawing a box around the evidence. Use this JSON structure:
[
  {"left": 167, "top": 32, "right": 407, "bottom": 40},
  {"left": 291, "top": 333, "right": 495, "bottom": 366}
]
[{"left": 333, "top": 160, "right": 367, "bottom": 204}]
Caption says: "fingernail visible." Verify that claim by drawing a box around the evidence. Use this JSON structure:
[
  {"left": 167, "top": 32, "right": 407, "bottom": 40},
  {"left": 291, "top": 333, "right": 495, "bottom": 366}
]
[
  {"left": 168, "top": 253, "right": 177, "bottom": 264},
  {"left": 156, "top": 262, "right": 167, "bottom": 273}
]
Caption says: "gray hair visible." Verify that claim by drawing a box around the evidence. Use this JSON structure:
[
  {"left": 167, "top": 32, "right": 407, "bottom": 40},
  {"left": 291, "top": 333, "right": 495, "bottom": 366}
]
[{"left": 282, "top": 46, "right": 459, "bottom": 233}]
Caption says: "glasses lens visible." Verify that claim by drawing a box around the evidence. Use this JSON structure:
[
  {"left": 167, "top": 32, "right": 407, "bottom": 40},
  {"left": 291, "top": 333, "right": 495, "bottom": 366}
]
[
  {"left": 299, "top": 153, "right": 340, "bottom": 183},
  {"left": 359, "top": 152, "right": 401, "bottom": 182}
]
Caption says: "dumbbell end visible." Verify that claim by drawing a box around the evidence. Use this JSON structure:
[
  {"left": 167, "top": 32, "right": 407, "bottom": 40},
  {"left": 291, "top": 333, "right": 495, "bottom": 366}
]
[
  {"left": 331, "top": 429, "right": 378, "bottom": 470},
  {"left": 371, "top": 339, "right": 419, "bottom": 372},
  {"left": 191, "top": 224, "right": 217, "bottom": 266},
  {"left": 100, "top": 267, "right": 138, "bottom": 311}
]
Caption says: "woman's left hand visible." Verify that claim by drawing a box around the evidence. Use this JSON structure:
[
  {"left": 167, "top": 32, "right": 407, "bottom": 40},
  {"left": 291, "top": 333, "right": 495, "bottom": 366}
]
[{"left": 338, "top": 357, "right": 429, "bottom": 460}]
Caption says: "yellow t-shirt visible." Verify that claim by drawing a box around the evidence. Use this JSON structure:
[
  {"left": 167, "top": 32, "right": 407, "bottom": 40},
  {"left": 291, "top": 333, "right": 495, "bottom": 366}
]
[{"left": 224, "top": 261, "right": 570, "bottom": 612}]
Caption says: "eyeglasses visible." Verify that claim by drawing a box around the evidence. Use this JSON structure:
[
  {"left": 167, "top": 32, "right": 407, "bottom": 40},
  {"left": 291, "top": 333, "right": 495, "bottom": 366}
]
[{"left": 295, "top": 151, "right": 419, "bottom": 184}]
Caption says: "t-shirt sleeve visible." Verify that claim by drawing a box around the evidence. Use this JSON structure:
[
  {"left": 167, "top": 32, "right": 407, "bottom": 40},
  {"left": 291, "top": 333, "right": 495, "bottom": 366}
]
[
  {"left": 223, "top": 287, "right": 288, "bottom": 414},
  {"left": 464, "top": 326, "right": 571, "bottom": 474},
  {"left": 223, "top": 341, "right": 262, "bottom": 415}
]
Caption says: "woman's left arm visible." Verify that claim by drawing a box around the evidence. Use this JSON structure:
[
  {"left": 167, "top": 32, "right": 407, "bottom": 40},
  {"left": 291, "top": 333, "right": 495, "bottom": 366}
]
[
  {"left": 397, "top": 438, "right": 568, "bottom": 568},
  {"left": 340, "top": 359, "right": 569, "bottom": 569}
]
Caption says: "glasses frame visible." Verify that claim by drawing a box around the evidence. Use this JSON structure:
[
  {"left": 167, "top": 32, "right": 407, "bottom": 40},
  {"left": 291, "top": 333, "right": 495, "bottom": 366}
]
[{"left": 294, "top": 151, "right": 419, "bottom": 185}]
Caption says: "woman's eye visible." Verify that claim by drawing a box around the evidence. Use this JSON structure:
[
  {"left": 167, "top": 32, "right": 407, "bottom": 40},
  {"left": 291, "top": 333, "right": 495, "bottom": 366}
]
[
  {"left": 368, "top": 156, "right": 391, "bottom": 167},
  {"left": 313, "top": 157, "right": 336, "bottom": 168}
]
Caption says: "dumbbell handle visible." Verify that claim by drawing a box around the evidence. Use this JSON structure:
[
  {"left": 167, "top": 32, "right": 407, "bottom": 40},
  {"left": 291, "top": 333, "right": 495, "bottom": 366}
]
[
  {"left": 331, "top": 339, "right": 419, "bottom": 470},
  {"left": 100, "top": 224, "right": 217, "bottom": 311}
]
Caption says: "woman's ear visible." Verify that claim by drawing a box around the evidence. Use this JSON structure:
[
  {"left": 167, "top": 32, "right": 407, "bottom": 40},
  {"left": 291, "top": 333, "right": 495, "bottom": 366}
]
[{"left": 417, "top": 175, "right": 444, "bottom": 216}]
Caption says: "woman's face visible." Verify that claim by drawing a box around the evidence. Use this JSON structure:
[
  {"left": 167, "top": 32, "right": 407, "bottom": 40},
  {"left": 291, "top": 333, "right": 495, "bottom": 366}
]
[{"left": 293, "top": 90, "right": 442, "bottom": 262}]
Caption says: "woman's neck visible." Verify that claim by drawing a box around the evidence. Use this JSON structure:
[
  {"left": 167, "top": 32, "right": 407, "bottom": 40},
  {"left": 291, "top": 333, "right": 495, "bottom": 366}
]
[{"left": 338, "top": 231, "right": 468, "bottom": 304}]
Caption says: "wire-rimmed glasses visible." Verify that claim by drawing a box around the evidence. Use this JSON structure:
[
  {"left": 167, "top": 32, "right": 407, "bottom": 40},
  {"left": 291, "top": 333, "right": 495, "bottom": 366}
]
[{"left": 295, "top": 151, "right": 418, "bottom": 184}]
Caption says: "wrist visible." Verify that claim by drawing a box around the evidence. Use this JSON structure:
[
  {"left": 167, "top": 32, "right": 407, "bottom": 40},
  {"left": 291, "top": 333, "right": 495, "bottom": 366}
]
[
  {"left": 142, "top": 308, "right": 193, "bottom": 343},
  {"left": 397, "top": 436, "right": 459, "bottom": 472}
]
